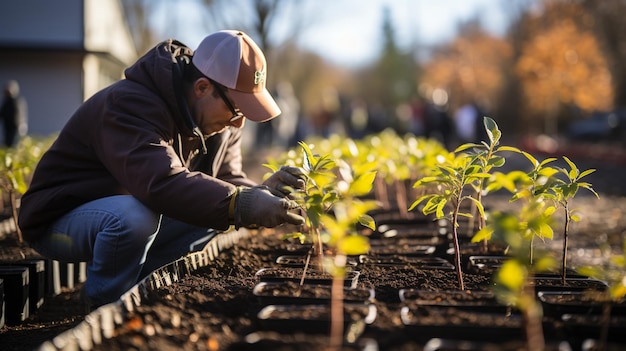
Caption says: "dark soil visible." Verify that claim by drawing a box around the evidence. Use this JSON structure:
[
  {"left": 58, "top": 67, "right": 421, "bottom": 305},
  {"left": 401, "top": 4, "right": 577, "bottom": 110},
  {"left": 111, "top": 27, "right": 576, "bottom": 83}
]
[{"left": 1, "top": 141, "right": 626, "bottom": 350}]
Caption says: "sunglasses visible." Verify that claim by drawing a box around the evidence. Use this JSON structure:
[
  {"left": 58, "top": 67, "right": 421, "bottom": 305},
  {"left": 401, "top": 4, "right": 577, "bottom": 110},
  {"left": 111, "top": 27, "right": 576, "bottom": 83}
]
[{"left": 209, "top": 79, "right": 244, "bottom": 122}]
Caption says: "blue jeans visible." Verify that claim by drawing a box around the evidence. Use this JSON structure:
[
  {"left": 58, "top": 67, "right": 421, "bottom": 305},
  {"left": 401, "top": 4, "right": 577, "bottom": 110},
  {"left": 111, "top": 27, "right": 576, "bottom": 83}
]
[{"left": 30, "top": 195, "right": 218, "bottom": 307}]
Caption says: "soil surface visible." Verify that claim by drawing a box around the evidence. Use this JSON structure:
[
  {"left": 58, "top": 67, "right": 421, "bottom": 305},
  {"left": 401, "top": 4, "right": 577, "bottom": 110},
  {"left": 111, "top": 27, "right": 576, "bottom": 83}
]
[{"left": 1, "top": 141, "right": 626, "bottom": 350}]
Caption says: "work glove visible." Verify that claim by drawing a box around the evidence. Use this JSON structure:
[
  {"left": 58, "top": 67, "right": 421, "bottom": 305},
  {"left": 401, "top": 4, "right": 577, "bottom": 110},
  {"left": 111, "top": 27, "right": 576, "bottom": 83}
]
[
  {"left": 262, "top": 166, "right": 306, "bottom": 197},
  {"left": 234, "top": 186, "right": 305, "bottom": 229}
]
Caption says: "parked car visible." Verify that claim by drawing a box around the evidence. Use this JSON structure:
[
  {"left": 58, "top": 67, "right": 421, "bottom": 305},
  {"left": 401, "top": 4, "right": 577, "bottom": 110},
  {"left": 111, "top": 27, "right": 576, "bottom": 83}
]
[{"left": 567, "top": 108, "right": 626, "bottom": 141}]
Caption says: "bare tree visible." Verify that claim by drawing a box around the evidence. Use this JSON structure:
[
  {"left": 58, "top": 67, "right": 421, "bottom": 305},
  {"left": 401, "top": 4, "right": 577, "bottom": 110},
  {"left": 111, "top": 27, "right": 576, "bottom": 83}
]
[
  {"left": 580, "top": 0, "right": 626, "bottom": 107},
  {"left": 120, "top": 0, "right": 161, "bottom": 56}
]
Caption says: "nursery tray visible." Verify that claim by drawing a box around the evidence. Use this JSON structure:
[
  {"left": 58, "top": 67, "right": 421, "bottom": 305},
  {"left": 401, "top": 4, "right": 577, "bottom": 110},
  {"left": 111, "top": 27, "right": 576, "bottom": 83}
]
[
  {"left": 400, "top": 304, "right": 523, "bottom": 342},
  {"left": 255, "top": 267, "right": 360, "bottom": 289},
  {"left": 399, "top": 288, "right": 513, "bottom": 314},
  {"left": 359, "top": 255, "right": 454, "bottom": 270},
  {"left": 256, "top": 303, "right": 377, "bottom": 334},
  {"left": 231, "top": 333, "right": 379, "bottom": 351},
  {"left": 275, "top": 255, "right": 358, "bottom": 268},
  {"left": 468, "top": 256, "right": 585, "bottom": 277},
  {"left": 368, "top": 244, "right": 437, "bottom": 256},
  {"left": 530, "top": 276, "right": 608, "bottom": 292},
  {"left": 252, "top": 281, "right": 374, "bottom": 305},
  {"left": 561, "top": 313, "right": 626, "bottom": 343},
  {"left": 422, "top": 338, "right": 572, "bottom": 351},
  {"left": 373, "top": 224, "right": 446, "bottom": 239},
  {"left": 368, "top": 236, "right": 443, "bottom": 247},
  {"left": 538, "top": 291, "right": 626, "bottom": 317}
]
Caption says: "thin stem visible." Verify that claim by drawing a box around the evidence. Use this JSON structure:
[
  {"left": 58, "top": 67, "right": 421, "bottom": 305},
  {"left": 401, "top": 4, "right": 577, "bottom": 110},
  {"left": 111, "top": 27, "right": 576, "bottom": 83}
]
[
  {"left": 396, "top": 179, "right": 408, "bottom": 218},
  {"left": 452, "top": 200, "right": 465, "bottom": 291},
  {"left": 10, "top": 190, "right": 22, "bottom": 243},
  {"left": 329, "top": 264, "right": 345, "bottom": 350},
  {"left": 314, "top": 227, "right": 324, "bottom": 271},
  {"left": 598, "top": 300, "right": 611, "bottom": 351},
  {"left": 562, "top": 203, "right": 570, "bottom": 285},
  {"left": 299, "top": 249, "right": 312, "bottom": 287},
  {"left": 523, "top": 273, "right": 545, "bottom": 351}
]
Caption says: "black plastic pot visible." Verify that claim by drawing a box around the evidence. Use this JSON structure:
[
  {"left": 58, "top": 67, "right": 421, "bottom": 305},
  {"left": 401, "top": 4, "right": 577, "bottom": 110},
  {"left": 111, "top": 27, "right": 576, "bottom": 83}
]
[
  {"left": 256, "top": 303, "right": 377, "bottom": 334},
  {"left": 255, "top": 267, "right": 360, "bottom": 289},
  {"left": 275, "top": 255, "right": 358, "bottom": 268},
  {"left": 531, "top": 276, "right": 608, "bottom": 292},
  {"left": 538, "top": 291, "right": 626, "bottom": 318},
  {"left": 561, "top": 313, "right": 626, "bottom": 344},
  {"left": 400, "top": 304, "right": 523, "bottom": 342},
  {"left": 228, "top": 333, "right": 379, "bottom": 351},
  {"left": 399, "top": 288, "right": 513, "bottom": 314},
  {"left": 252, "top": 281, "right": 375, "bottom": 306},
  {"left": 359, "top": 255, "right": 454, "bottom": 270},
  {"left": 422, "top": 337, "right": 572, "bottom": 351}
]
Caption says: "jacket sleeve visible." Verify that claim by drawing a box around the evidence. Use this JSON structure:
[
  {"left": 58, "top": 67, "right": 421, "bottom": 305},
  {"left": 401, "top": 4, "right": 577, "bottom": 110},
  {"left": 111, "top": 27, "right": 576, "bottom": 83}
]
[
  {"left": 94, "top": 93, "right": 235, "bottom": 230},
  {"left": 214, "top": 127, "right": 257, "bottom": 187}
]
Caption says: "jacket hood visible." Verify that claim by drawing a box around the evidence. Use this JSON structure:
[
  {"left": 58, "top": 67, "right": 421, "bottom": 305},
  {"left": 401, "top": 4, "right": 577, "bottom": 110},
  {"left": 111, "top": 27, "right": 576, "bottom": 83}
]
[{"left": 124, "top": 39, "right": 197, "bottom": 136}]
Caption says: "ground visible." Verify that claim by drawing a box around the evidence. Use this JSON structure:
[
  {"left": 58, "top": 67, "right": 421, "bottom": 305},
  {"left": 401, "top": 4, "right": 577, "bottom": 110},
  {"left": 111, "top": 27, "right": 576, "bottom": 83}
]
[{"left": 0, "top": 140, "right": 625, "bottom": 350}]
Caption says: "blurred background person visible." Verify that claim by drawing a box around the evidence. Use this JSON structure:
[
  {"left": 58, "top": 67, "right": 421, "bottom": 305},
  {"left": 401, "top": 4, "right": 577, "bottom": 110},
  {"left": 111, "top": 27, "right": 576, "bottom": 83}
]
[{"left": 0, "top": 80, "right": 28, "bottom": 147}]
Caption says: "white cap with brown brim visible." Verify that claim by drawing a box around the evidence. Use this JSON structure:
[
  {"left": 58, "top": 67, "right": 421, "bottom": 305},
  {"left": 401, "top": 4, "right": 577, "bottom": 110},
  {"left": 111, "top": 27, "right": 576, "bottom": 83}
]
[{"left": 192, "top": 30, "right": 281, "bottom": 122}]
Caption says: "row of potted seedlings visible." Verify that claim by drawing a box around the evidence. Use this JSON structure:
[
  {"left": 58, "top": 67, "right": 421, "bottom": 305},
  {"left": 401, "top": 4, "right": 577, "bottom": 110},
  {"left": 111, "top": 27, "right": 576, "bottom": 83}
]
[
  {"left": 258, "top": 119, "right": 626, "bottom": 350},
  {"left": 36, "top": 121, "right": 626, "bottom": 350}
]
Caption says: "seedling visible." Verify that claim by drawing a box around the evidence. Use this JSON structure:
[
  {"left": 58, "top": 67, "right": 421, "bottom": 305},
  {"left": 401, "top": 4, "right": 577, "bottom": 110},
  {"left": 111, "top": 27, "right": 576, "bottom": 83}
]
[
  {"left": 410, "top": 117, "right": 518, "bottom": 290},
  {"left": 409, "top": 150, "right": 489, "bottom": 290},
  {"left": 482, "top": 197, "right": 556, "bottom": 351},
  {"left": 455, "top": 118, "right": 516, "bottom": 230},
  {"left": 549, "top": 157, "right": 598, "bottom": 284},
  {"left": 0, "top": 136, "right": 54, "bottom": 242},
  {"left": 577, "top": 240, "right": 626, "bottom": 350},
  {"left": 265, "top": 140, "right": 377, "bottom": 349}
]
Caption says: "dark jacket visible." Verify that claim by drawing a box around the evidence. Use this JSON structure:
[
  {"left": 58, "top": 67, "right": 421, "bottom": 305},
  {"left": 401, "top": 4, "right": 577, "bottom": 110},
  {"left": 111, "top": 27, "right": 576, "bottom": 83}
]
[{"left": 18, "top": 39, "right": 255, "bottom": 241}]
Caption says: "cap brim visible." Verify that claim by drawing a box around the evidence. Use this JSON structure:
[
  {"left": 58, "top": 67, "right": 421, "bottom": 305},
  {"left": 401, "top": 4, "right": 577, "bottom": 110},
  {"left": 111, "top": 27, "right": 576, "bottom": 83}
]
[{"left": 229, "top": 88, "right": 281, "bottom": 122}]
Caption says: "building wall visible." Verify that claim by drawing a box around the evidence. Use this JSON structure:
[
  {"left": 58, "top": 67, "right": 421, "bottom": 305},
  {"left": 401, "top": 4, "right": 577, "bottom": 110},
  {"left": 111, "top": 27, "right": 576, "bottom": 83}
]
[
  {"left": 0, "top": 51, "right": 84, "bottom": 137},
  {"left": 0, "top": 0, "right": 137, "bottom": 139},
  {"left": 0, "top": 0, "right": 84, "bottom": 49}
]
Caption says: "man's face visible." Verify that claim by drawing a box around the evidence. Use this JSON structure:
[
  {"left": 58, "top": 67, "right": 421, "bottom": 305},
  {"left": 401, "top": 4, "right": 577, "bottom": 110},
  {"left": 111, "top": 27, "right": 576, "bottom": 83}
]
[{"left": 191, "top": 78, "right": 245, "bottom": 137}]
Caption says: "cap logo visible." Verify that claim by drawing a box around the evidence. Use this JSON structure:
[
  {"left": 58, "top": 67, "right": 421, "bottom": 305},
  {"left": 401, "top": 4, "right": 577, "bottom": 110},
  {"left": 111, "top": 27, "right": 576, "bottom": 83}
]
[{"left": 254, "top": 68, "right": 266, "bottom": 85}]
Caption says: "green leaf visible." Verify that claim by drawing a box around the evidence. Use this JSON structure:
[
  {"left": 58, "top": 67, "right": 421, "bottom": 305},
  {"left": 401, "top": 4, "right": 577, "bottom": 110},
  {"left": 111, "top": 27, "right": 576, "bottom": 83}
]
[
  {"left": 577, "top": 266, "right": 597, "bottom": 278},
  {"left": 466, "top": 196, "right": 485, "bottom": 220},
  {"left": 484, "top": 117, "right": 501, "bottom": 145},
  {"left": 435, "top": 198, "right": 447, "bottom": 219},
  {"left": 472, "top": 227, "right": 493, "bottom": 243},
  {"left": 487, "top": 156, "right": 506, "bottom": 168},
  {"left": 262, "top": 163, "right": 279, "bottom": 173},
  {"left": 492, "top": 172, "right": 516, "bottom": 193},
  {"left": 497, "top": 260, "right": 526, "bottom": 291},
  {"left": 299, "top": 141, "right": 314, "bottom": 172},
  {"left": 544, "top": 206, "right": 556, "bottom": 216},
  {"left": 539, "top": 223, "right": 553, "bottom": 239},
  {"left": 413, "top": 176, "right": 439, "bottom": 187},
  {"left": 539, "top": 157, "right": 558, "bottom": 168},
  {"left": 535, "top": 256, "right": 556, "bottom": 273},
  {"left": 563, "top": 156, "right": 579, "bottom": 179},
  {"left": 496, "top": 145, "right": 522, "bottom": 154},
  {"left": 578, "top": 168, "right": 596, "bottom": 180},
  {"left": 520, "top": 151, "right": 539, "bottom": 167},
  {"left": 454, "top": 143, "right": 482, "bottom": 153},
  {"left": 358, "top": 214, "right": 376, "bottom": 231},
  {"left": 350, "top": 171, "right": 376, "bottom": 196},
  {"left": 339, "top": 235, "right": 370, "bottom": 256},
  {"left": 409, "top": 194, "right": 433, "bottom": 211},
  {"left": 281, "top": 232, "right": 308, "bottom": 244}
]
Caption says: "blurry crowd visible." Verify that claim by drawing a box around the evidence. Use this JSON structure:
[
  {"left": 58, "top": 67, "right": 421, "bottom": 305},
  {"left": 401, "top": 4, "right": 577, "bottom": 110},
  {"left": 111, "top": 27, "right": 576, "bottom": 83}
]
[{"left": 251, "top": 83, "right": 491, "bottom": 151}]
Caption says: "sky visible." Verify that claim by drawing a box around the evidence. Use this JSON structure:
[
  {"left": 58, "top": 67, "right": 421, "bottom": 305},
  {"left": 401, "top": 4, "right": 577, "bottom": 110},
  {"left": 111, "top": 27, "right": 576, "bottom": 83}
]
[
  {"left": 154, "top": 0, "right": 512, "bottom": 67},
  {"left": 295, "top": 0, "right": 510, "bottom": 66}
]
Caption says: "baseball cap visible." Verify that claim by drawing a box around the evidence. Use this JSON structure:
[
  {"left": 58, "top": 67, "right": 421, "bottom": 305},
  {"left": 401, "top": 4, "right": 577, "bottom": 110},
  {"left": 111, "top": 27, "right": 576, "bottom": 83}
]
[{"left": 192, "top": 30, "right": 281, "bottom": 122}]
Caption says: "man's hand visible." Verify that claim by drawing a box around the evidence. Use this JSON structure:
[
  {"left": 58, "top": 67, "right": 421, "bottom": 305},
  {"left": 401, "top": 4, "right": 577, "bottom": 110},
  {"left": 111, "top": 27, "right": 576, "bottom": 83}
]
[
  {"left": 234, "top": 186, "right": 305, "bottom": 229},
  {"left": 262, "top": 166, "right": 306, "bottom": 197}
]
